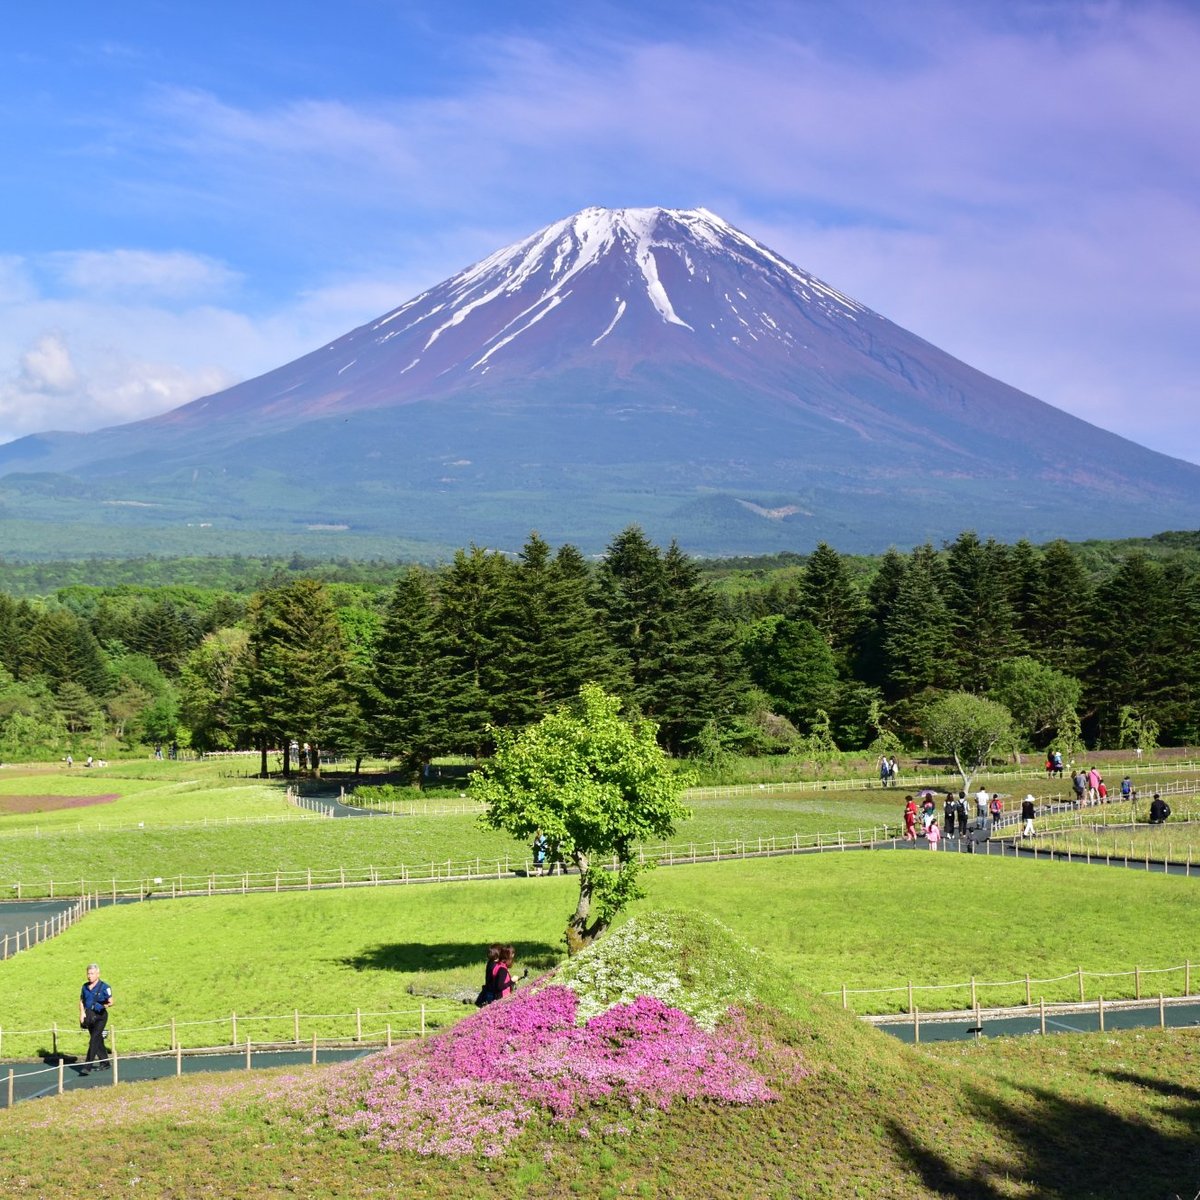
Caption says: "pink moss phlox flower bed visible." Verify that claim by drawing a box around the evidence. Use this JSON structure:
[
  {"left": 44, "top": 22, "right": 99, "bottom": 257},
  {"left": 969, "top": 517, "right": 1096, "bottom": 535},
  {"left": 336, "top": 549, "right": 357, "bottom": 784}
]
[{"left": 304, "top": 985, "right": 778, "bottom": 1158}]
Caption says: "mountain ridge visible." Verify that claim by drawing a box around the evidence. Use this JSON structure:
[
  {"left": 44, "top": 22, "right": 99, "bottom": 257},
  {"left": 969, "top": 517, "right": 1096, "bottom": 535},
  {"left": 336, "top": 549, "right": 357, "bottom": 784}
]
[{"left": 1, "top": 205, "right": 1197, "bottom": 555}]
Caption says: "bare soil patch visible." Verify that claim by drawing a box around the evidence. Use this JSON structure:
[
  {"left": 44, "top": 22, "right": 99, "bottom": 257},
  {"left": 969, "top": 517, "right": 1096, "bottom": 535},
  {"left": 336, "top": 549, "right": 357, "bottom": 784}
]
[{"left": 0, "top": 794, "right": 119, "bottom": 815}]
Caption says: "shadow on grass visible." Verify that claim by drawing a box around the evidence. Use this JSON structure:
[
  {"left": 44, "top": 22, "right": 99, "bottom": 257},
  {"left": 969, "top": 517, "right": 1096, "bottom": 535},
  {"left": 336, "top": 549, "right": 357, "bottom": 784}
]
[
  {"left": 338, "top": 940, "right": 561, "bottom": 974},
  {"left": 888, "top": 1074, "right": 1200, "bottom": 1199}
]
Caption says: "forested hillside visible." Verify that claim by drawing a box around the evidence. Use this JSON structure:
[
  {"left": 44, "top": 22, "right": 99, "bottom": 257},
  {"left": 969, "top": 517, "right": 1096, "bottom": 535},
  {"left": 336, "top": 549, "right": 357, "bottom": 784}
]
[{"left": 0, "top": 527, "right": 1195, "bottom": 766}]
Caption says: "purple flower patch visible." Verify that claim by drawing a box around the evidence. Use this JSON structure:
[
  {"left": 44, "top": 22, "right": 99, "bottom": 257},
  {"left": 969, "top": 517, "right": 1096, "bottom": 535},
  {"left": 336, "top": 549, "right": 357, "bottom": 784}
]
[{"left": 304, "top": 986, "right": 777, "bottom": 1158}]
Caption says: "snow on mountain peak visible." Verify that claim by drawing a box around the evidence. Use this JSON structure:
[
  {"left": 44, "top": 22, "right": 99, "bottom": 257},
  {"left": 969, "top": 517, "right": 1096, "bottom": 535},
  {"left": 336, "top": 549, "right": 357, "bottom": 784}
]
[{"left": 367, "top": 205, "right": 866, "bottom": 378}]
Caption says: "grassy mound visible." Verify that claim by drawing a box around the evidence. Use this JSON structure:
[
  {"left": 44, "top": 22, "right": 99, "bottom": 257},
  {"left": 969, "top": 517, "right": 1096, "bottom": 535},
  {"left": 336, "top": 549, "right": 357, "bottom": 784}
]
[{"left": 3, "top": 911, "right": 1199, "bottom": 1197}]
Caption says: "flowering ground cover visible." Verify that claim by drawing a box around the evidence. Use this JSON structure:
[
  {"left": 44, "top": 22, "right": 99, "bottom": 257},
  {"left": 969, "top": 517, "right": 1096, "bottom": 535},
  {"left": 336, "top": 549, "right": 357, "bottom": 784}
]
[
  {"left": 4, "top": 913, "right": 1198, "bottom": 1197},
  {"left": 292, "top": 912, "right": 802, "bottom": 1157}
]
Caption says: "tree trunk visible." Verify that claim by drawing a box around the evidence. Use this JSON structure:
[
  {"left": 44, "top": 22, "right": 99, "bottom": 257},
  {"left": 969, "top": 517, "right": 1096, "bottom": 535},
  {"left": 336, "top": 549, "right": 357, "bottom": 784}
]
[
  {"left": 311, "top": 743, "right": 321, "bottom": 779},
  {"left": 565, "top": 856, "right": 609, "bottom": 955},
  {"left": 259, "top": 741, "right": 269, "bottom": 779}
]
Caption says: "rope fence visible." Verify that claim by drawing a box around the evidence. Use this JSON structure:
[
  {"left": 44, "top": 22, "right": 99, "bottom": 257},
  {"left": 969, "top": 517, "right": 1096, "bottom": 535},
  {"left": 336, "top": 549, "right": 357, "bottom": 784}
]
[
  {"left": 0, "top": 1002, "right": 462, "bottom": 1060},
  {"left": 6, "top": 804, "right": 1200, "bottom": 902},
  {"left": 826, "top": 959, "right": 1197, "bottom": 1015},
  {"left": 0, "top": 1003, "right": 466, "bottom": 1105},
  {"left": 0, "top": 811, "right": 325, "bottom": 841},
  {"left": 0, "top": 895, "right": 92, "bottom": 960},
  {"left": 684, "top": 758, "right": 1200, "bottom": 800}
]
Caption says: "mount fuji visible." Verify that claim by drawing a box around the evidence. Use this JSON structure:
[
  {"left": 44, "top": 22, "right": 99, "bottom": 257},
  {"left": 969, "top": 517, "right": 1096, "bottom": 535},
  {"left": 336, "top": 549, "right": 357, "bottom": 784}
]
[{"left": 3, "top": 205, "right": 1199, "bottom": 555}]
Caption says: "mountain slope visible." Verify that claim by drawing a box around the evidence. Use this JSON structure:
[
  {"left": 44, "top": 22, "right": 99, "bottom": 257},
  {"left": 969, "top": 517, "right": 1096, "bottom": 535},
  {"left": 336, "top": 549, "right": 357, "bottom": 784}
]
[{"left": 2, "top": 206, "right": 1197, "bottom": 554}]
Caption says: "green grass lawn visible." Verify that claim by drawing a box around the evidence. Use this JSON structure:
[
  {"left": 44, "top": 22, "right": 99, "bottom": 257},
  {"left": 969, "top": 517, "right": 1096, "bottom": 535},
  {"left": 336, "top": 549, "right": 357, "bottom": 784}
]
[
  {"left": 0, "top": 761, "right": 313, "bottom": 834},
  {"left": 12, "top": 767, "right": 1193, "bottom": 895},
  {"left": 1, "top": 912, "right": 1198, "bottom": 1200},
  {"left": 2, "top": 851, "right": 1197, "bottom": 1058}
]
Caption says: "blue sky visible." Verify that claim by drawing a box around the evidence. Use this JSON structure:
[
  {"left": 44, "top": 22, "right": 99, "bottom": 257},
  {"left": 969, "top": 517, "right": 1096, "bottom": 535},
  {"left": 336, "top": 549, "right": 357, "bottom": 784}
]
[{"left": 3, "top": 0, "right": 1199, "bottom": 464}]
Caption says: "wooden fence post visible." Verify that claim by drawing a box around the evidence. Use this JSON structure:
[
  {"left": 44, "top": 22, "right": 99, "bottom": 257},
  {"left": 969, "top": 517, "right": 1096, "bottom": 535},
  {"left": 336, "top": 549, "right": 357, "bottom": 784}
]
[
  {"left": 1159, "top": 993, "right": 1166, "bottom": 1029},
  {"left": 1024, "top": 974, "right": 1032, "bottom": 1007},
  {"left": 1078, "top": 966, "right": 1085, "bottom": 1003},
  {"left": 907, "top": 980, "right": 914, "bottom": 1015},
  {"left": 841, "top": 984, "right": 848, "bottom": 1010},
  {"left": 1097, "top": 996, "right": 1105, "bottom": 1032},
  {"left": 231, "top": 1012, "right": 237, "bottom": 1046},
  {"left": 176, "top": 1044, "right": 182, "bottom": 1076},
  {"left": 1039, "top": 996, "right": 1046, "bottom": 1035},
  {"left": 294, "top": 1010, "right": 300, "bottom": 1044}
]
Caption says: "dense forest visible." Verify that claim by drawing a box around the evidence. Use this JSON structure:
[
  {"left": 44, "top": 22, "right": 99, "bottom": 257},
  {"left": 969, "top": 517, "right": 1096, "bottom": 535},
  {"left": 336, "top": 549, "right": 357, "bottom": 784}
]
[{"left": 0, "top": 527, "right": 1195, "bottom": 767}]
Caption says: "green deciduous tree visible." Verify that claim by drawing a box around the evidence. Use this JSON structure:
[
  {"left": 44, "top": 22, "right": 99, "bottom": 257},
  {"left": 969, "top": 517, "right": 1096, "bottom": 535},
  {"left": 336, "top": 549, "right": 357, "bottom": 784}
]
[
  {"left": 923, "top": 691, "right": 1014, "bottom": 792},
  {"left": 988, "top": 656, "right": 1082, "bottom": 750},
  {"left": 473, "top": 685, "right": 693, "bottom": 954},
  {"left": 179, "top": 629, "right": 248, "bottom": 752}
]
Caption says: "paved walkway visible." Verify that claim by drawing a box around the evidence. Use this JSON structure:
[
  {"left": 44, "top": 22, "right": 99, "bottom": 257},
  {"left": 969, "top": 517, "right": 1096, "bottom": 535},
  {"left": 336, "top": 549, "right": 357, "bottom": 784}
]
[
  {"left": 873, "top": 999, "right": 1200, "bottom": 1044},
  {"left": 0, "top": 1045, "right": 373, "bottom": 1108}
]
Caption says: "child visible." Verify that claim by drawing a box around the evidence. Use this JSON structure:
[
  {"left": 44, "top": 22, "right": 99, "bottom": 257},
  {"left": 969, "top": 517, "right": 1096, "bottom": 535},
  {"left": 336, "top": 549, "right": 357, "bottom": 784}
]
[{"left": 926, "top": 818, "right": 941, "bottom": 850}]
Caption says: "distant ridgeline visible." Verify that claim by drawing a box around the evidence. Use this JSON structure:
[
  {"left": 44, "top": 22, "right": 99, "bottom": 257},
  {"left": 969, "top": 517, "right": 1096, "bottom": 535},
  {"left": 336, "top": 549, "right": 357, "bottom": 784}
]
[{"left": 0, "top": 524, "right": 1196, "bottom": 763}]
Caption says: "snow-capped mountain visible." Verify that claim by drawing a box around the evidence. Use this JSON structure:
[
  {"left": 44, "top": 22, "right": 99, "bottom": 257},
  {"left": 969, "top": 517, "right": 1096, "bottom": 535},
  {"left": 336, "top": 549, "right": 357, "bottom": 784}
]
[{"left": 2, "top": 206, "right": 1199, "bottom": 554}]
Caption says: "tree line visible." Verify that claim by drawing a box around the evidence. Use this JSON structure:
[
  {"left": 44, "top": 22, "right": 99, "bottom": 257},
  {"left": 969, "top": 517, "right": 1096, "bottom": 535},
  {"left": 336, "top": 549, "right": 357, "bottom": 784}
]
[{"left": 0, "top": 527, "right": 1193, "bottom": 766}]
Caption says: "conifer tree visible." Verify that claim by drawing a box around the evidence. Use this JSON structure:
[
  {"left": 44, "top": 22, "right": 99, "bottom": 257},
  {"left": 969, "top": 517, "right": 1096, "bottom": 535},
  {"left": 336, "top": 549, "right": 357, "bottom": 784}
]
[
  {"left": 433, "top": 546, "right": 520, "bottom": 757},
  {"left": 593, "top": 527, "right": 747, "bottom": 755},
  {"left": 883, "top": 544, "right": 954, "bottom": 723},
  {"left": 1028, "top": 540, "right": 1093, "bottom": 677},
  {"left": 793, "top": 541, "right": 866, "bottom": 662},
  {"left": 232, "top": 579, "right": 357, "bottom": 777},
  {"left": 856, "top": 547, "right": 906, "bottom": 691},
  {"left": 368, "top": 567, "right": 448, "bottom": 777},
  {"left": 943, "top": 531, "right": 1017, "bottom": 683}
]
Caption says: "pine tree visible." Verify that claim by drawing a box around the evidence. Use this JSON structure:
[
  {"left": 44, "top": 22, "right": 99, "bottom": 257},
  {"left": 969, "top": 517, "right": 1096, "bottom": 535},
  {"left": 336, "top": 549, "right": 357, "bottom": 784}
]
[
  {"left": 1007, "top": 538, "right": 1042, "bottom": 654},
  {"left": 231, "top": 579, "right": 357, "bottom": 777},
  {"left": 792, "top": 542, "right": 866, "bottom": 663},
  {"left": 1028, "top": 540, "right": 1093, "bottom": 677},
  {"left": 369, "top": 567, "right": 448, "bottom": 778},
  {"left": 883, "top": 544, "right": 954, "bottom": 724},
  {"left": 856, "top": 547, "right": 906, "bottom": 691},
  {"left": 433, "top": 546, "right": 520, "bottom": 757},
  {"left": 592, "top": 527, "right": 747, "bottom": 755},
  {"left": 1085, "top": 554, "right": 1171, "bottom": 746},
  {"left": 942, "top": 531, "right": 1017, "bottom": 684}
]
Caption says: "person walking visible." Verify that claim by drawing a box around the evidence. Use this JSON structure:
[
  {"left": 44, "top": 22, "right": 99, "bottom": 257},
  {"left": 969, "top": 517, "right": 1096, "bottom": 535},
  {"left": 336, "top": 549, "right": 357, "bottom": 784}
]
[
  {"left": 943, "top": 792, "right": 957, "bottom": 837},
  {"left": 1021, "top": 794, "right": 1037, "bottom": 837},
  {"left": 78, "top": 962, "right": 113, "bottom": 1072},
  {"left": 975, "top": 787, "right": 990, "bottom": 821},
  {"left": 531, "top": 831, "right": 548, "bottom": 876},
  {"left": 926, "top": 818, "right": 941, "bottom": 850},
  {"left": 903, "top": 795, "right": 918, "bottom": 842},
  {"left": 1072, "top": 770, "right": 1087, "bottom": 807},
  {"left": 989, "top": 793, "right": 1003, "bottom": 828}
]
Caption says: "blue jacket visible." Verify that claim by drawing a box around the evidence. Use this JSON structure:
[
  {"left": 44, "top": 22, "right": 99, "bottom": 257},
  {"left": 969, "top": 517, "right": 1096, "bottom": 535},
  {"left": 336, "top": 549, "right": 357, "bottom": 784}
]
[{"left": 81, "top": 979, "right": 112, "bottom": 1014}]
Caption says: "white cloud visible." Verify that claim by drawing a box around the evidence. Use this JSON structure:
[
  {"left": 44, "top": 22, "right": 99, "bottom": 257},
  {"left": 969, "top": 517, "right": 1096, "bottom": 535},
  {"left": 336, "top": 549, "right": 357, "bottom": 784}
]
[
  {"left": 47, "top": 249, "right": 241, "bottom": 300},
  {"left": 18, "top": 333, "right": 78, "bottom": 395}
]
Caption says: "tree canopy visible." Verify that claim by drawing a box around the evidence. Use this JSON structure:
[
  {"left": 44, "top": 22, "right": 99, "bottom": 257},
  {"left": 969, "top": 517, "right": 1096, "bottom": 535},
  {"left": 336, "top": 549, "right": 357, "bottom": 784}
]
[
  {"left": 923, "top": 692, "right": 1014, "bottom": 792},
  {"left": 472, "top": 685, "right": 693, "bottom": 953}
]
